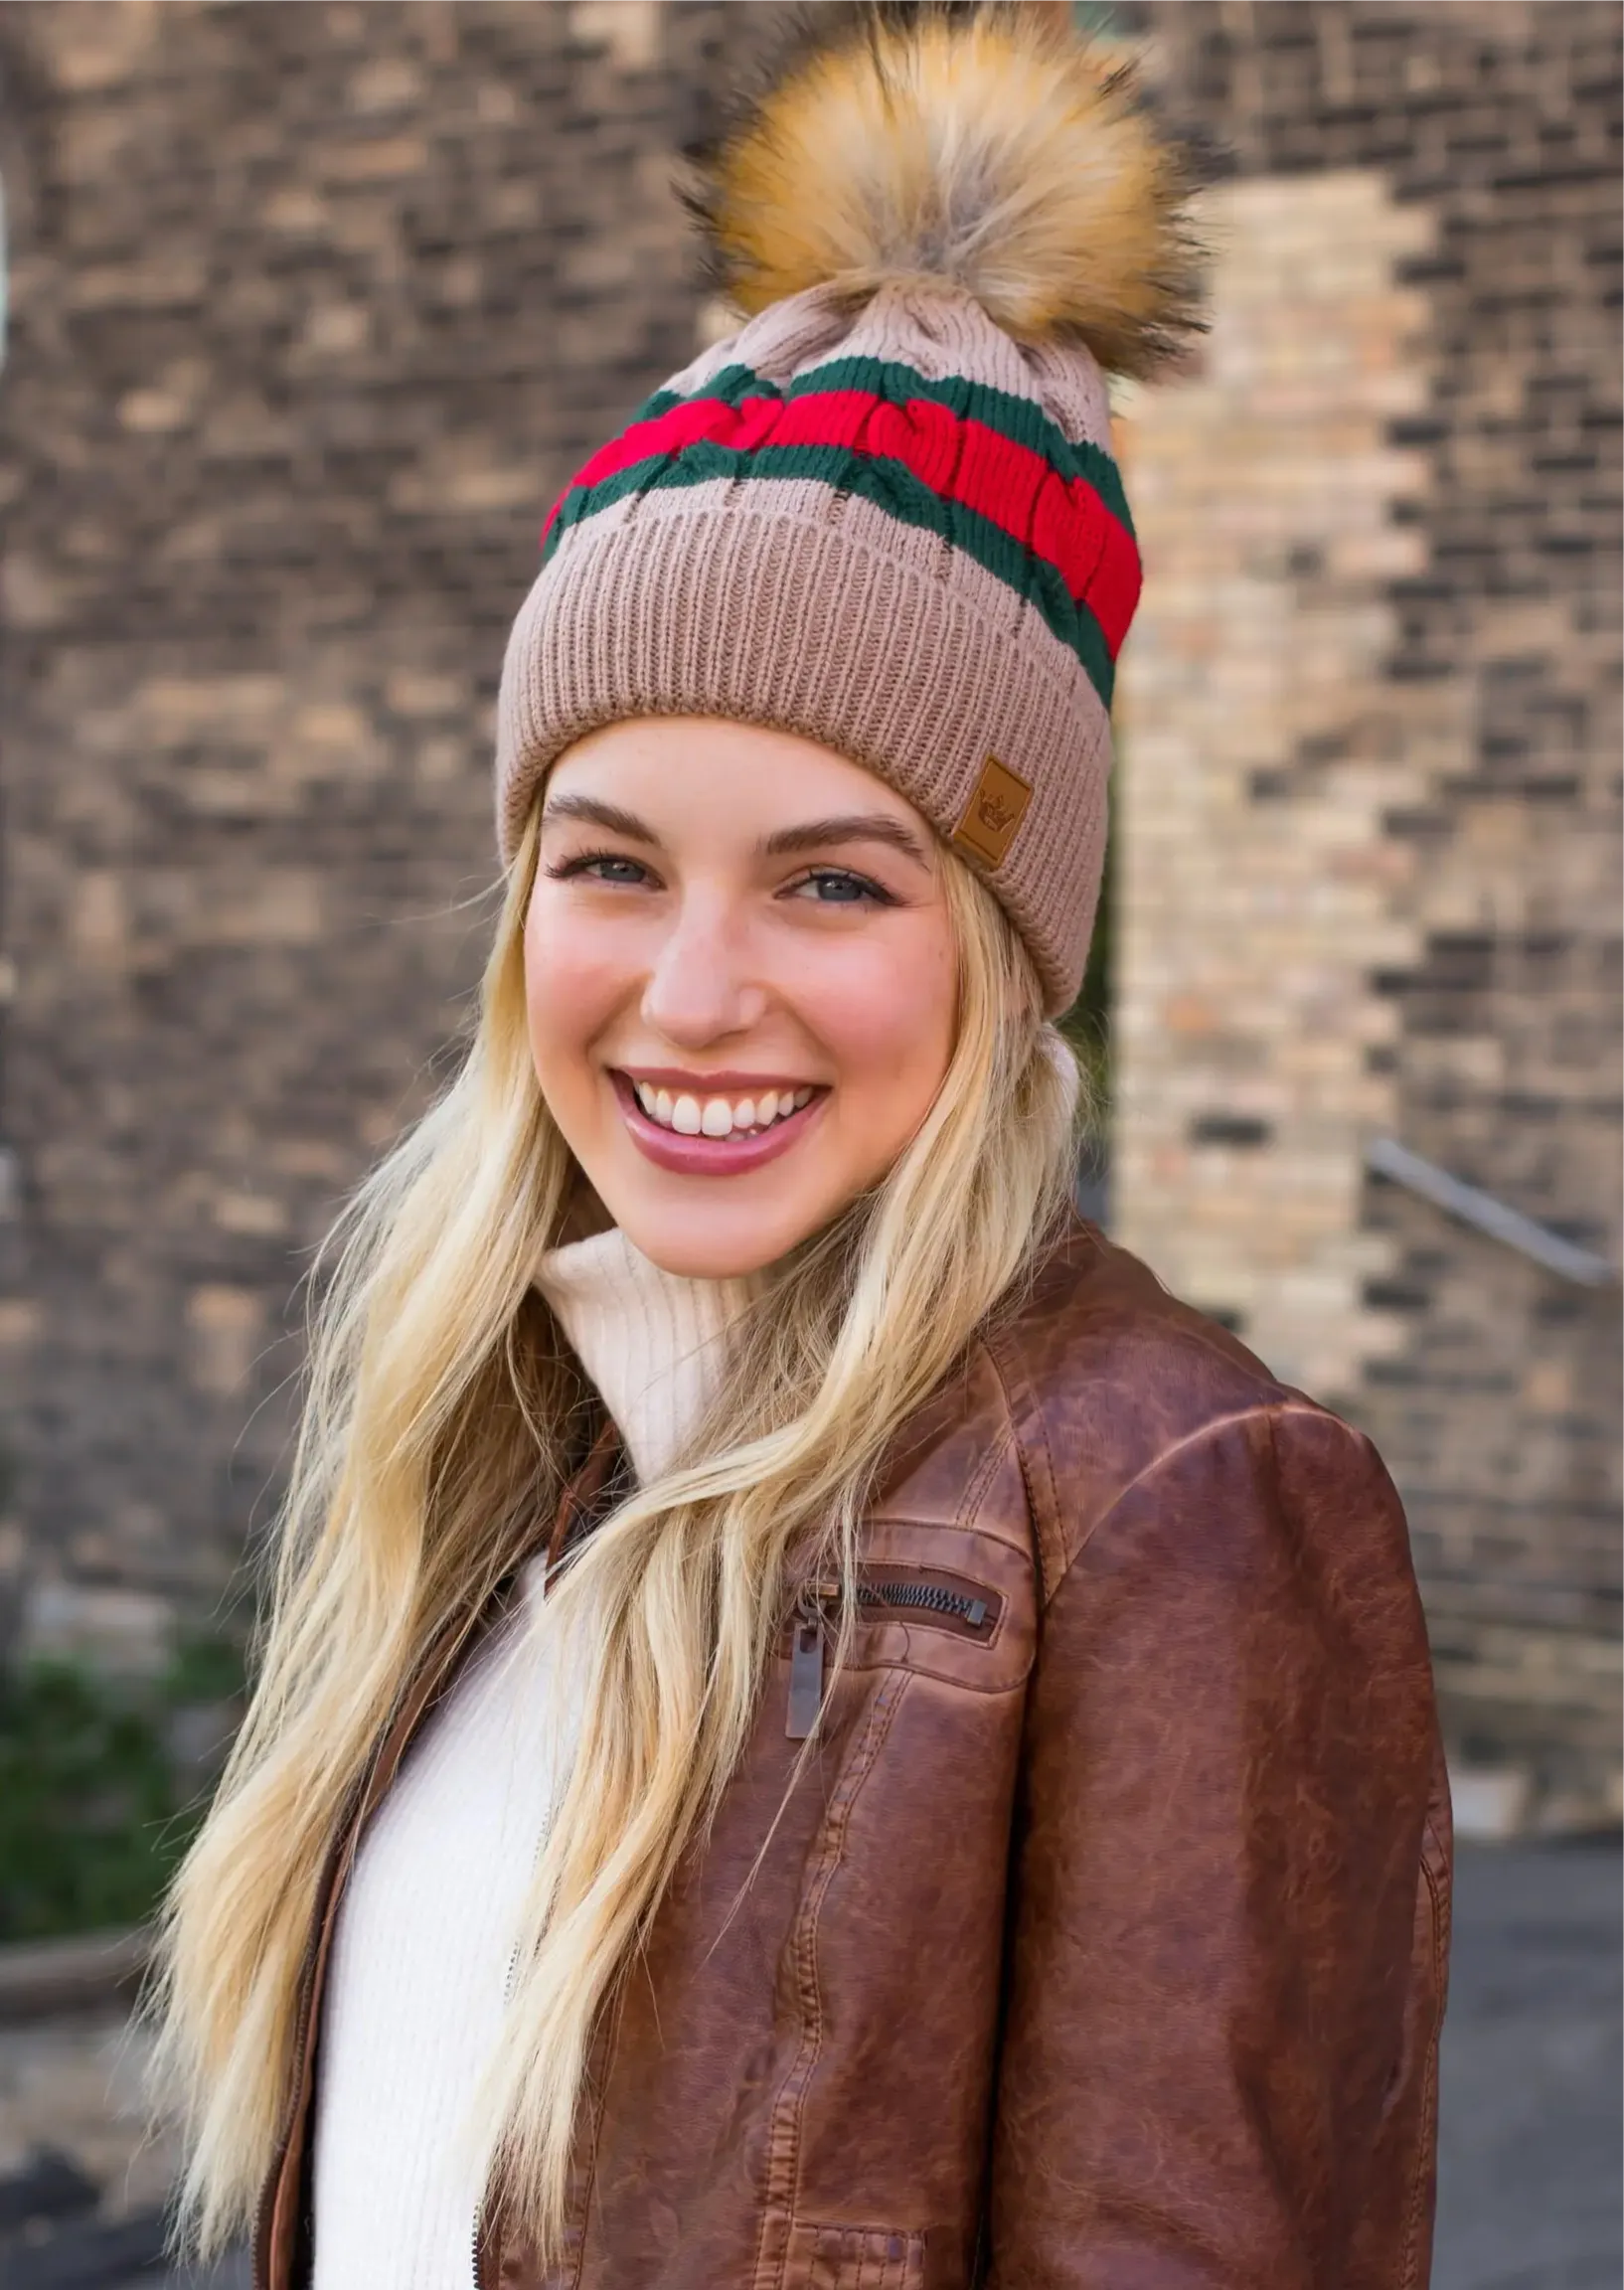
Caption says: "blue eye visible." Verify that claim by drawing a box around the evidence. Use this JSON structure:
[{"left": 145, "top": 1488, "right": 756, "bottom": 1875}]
[
  {"left": 546, "top": 851, "right": 652, "bottom": 887},
  {"left": 789, "top": 869, "right": 895, "bottom": 907}
]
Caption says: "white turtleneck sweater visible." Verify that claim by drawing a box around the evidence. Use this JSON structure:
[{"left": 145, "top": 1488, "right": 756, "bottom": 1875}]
[{"left": 310, "top": 1227, "right": 756, "bottom": 2289}]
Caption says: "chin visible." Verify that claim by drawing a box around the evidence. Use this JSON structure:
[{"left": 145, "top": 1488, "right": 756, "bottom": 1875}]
[{"left": 616, "top": 1199, "right": 815, "bottom": 1283}]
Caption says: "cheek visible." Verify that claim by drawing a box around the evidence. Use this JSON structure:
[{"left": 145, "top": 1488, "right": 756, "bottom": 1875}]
[
  {"left": 805, "top": 925, "right": 957, "bottom": 1123},
  {"left": 523, "top": 898, "right": 627, "bottom": 1093}
]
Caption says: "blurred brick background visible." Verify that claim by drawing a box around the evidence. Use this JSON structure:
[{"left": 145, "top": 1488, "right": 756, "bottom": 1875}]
[
  {"left": 1111, "top": 0, "right": 1621, "bottom": 1827},
  {"left": 0, "top": 0, "right": 1616, "bottom": 1829},
  {"left": 0, "top": 0, "right": 729, "bottom": 1654}
]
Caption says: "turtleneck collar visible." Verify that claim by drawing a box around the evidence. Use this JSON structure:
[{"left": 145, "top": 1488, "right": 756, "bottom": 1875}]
[{"left": 534, "top": 1226, "right": 761, "bottom": 1486}]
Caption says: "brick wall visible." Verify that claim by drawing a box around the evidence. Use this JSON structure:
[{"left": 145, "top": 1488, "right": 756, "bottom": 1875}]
[
  {"left": 0, "top": 0, "right": 737, "bottom": 1664},
  {"left": 1112, "top": 165, "right": 1435, "bottom": 1402},
  {"left": 1119, "top": 0, "right": 1621, "bottom": 1822}
]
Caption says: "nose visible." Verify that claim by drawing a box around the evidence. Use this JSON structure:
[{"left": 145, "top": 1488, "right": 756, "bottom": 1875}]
[{"left": 640, "top": 896, "right": 768, "bottom": 1048}]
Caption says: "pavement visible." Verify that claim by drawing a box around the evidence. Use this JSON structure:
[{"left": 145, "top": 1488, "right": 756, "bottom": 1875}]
[{"left": 1433, "top": 1838, "right": 1621, "bottom": 2290}]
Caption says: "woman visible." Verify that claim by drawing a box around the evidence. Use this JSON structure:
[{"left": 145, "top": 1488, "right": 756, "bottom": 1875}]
[{"left": 149, "top": 9, "right": 1451, "bottom": 2286}]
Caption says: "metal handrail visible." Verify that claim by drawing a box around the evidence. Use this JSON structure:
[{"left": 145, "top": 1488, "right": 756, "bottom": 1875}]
[{"left": 1366, "top": 1136, "right": 1617, "bottom": 1289}]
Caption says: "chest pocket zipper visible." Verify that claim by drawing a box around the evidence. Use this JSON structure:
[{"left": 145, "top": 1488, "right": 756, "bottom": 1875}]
[{"left": 787, "top": 1574, "right": 997, "bottom": 1740}]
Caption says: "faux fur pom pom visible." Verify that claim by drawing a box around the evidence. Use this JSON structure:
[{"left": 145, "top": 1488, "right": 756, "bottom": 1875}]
[{"left": 685, "top": 1, "right": 1207, "bottom": 381}]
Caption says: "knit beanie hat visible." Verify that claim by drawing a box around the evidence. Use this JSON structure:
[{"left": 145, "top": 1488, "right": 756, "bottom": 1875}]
[{"left": 496, "top": 2, "right": 1203, "bottom": 1015}]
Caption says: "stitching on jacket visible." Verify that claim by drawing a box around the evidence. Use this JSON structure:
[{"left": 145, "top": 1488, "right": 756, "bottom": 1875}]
[
  {"left": 952, "top": 1414, "right": 1016, "bottom": 1533},
  {"left": 794, "top": 2213, "right": 923, "bottom": 2284},
  {"left": 801, "top": 2217, "right": 925, "bottom": 2243},
  {"left": 870, "top": 1360, "right": 1014, "bottom": 1538},
  {"left": 1397, "top": 1820, "right": 1450, "bottom": 2290},
  {"left": 975, "top": 1335, "right": 1058, "bottom": 1610},
  {"left": 755, "top": 1685, "right": 906, "bottom": 2290},
  {"left": 752, "top": 1671, "right": 911, "bottom": 2290},
  {"left": 763, "top": 1678, "right": 908, "bottom": 2281}
]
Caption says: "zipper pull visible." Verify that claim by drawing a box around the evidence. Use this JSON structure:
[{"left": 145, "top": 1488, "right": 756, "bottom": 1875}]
[{"left": 786, "top": 1613, "right": 825, "bottom": 1740}]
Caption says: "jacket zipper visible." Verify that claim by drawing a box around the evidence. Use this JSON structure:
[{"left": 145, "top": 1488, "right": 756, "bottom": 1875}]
[
  {"left": 787, "top": 1572, "right": 996, "bottom": 1741},
  {"left": 855, "top": 1578, "right": 990, "bottom": 1626},
  {"left": 470, "top": 1925, "right": 526, "bottom": 2290}
]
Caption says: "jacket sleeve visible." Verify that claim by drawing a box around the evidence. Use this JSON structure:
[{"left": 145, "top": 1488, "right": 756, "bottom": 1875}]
[{"left": 986, "top": 1402, "right": 1450, "bottom": 2289}]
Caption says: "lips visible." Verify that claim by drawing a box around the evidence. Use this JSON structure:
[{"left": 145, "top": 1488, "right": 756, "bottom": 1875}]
[{"left": 610, "top": 1071, "right": 826, "bottom": 1177}]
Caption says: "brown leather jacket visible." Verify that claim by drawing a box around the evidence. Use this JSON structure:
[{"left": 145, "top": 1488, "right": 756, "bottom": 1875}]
[{"left": 255, "top": 1219, "right": 1451, "bottom": 2289}]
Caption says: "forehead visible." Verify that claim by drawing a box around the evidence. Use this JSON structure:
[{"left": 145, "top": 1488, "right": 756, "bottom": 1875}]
[{"left": 544, "top": 716, "right": 924, "bottom": 836}]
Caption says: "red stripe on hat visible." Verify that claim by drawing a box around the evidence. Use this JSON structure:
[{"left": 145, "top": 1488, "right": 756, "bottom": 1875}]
[{"left": 541, "top": 387, "right": 1140, "bottom": 657}]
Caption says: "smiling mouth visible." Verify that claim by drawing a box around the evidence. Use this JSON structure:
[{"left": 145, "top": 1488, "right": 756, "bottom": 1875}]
[
  {"left": 609, "top": 1070, "right": 828, "bottom": 1175},
  {"left": 626, "top": 1078, "right": 818, "bottom": 1139}
]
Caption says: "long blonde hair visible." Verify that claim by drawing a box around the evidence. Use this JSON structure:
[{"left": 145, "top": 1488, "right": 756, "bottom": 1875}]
[{"left": 146, "top": 803, "right": 1083, "bottom": 2261}]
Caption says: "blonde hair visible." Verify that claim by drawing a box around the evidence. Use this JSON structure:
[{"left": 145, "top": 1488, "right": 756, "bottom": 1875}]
[{"left": 145, "top": 806, "right": 1083, "bottom": 2262}]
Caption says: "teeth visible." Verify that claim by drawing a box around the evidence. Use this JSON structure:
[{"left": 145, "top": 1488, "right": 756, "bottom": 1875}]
[{"left": 628, "top": 1080, "right": 817, "bottom": 1136}]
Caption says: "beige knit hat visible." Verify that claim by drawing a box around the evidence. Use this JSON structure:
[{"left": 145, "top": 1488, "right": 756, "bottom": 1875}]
[{"left": 496, "top": 3, "right": 1202, "bottom": 1014}]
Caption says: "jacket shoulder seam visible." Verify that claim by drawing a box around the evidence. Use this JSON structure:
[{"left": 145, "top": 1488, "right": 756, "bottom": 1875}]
[{"left": 1051, "top": 1398, "right": 1366, "bottom": 1602}]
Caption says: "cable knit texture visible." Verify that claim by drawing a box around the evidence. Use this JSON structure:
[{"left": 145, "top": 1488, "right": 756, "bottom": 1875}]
[{"left": 310, "top": 1227, "right": 754, "bottom": 2287}]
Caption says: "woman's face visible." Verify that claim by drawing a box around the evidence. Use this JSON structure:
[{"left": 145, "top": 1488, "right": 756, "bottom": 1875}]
[{"left": 525, "top": 717, "right": 958, "bottom": 1278}]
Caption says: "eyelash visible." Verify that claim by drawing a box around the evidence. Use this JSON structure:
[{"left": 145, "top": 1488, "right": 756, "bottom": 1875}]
[
  {"left": 544, "top": 849, "right": 649, "bottom": 886},
  {"left": 789, "top": 867, "right": 897, "bottom": 907},
  {"left": 543, "top": 852, "right": 899, "bottom": 907}
]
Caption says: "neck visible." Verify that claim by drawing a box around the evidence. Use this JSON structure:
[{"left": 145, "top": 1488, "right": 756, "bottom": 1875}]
[{"left": 534, "top": 1227, "right": 762, "bottom": 1484}]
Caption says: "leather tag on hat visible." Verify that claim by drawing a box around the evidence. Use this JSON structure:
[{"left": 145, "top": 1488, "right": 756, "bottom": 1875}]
[{"left": 951, "top": 754, "right": 1032, "bottom": 869}]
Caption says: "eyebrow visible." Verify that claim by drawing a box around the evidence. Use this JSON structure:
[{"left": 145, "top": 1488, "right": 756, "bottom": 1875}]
[
  {"left": 541, "top": 794, "right": 932, "bottom": 870},
  {"left": 758, "top": 813, "right": 932, "bottom": 867},
  {"left": 540, "top": 793, "right": 655, "bottom": 841}
]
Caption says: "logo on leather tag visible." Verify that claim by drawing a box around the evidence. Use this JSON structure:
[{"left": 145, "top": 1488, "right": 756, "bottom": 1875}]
[{"left": 951, "top": 754, "right": 1033, "bottom": 869}]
